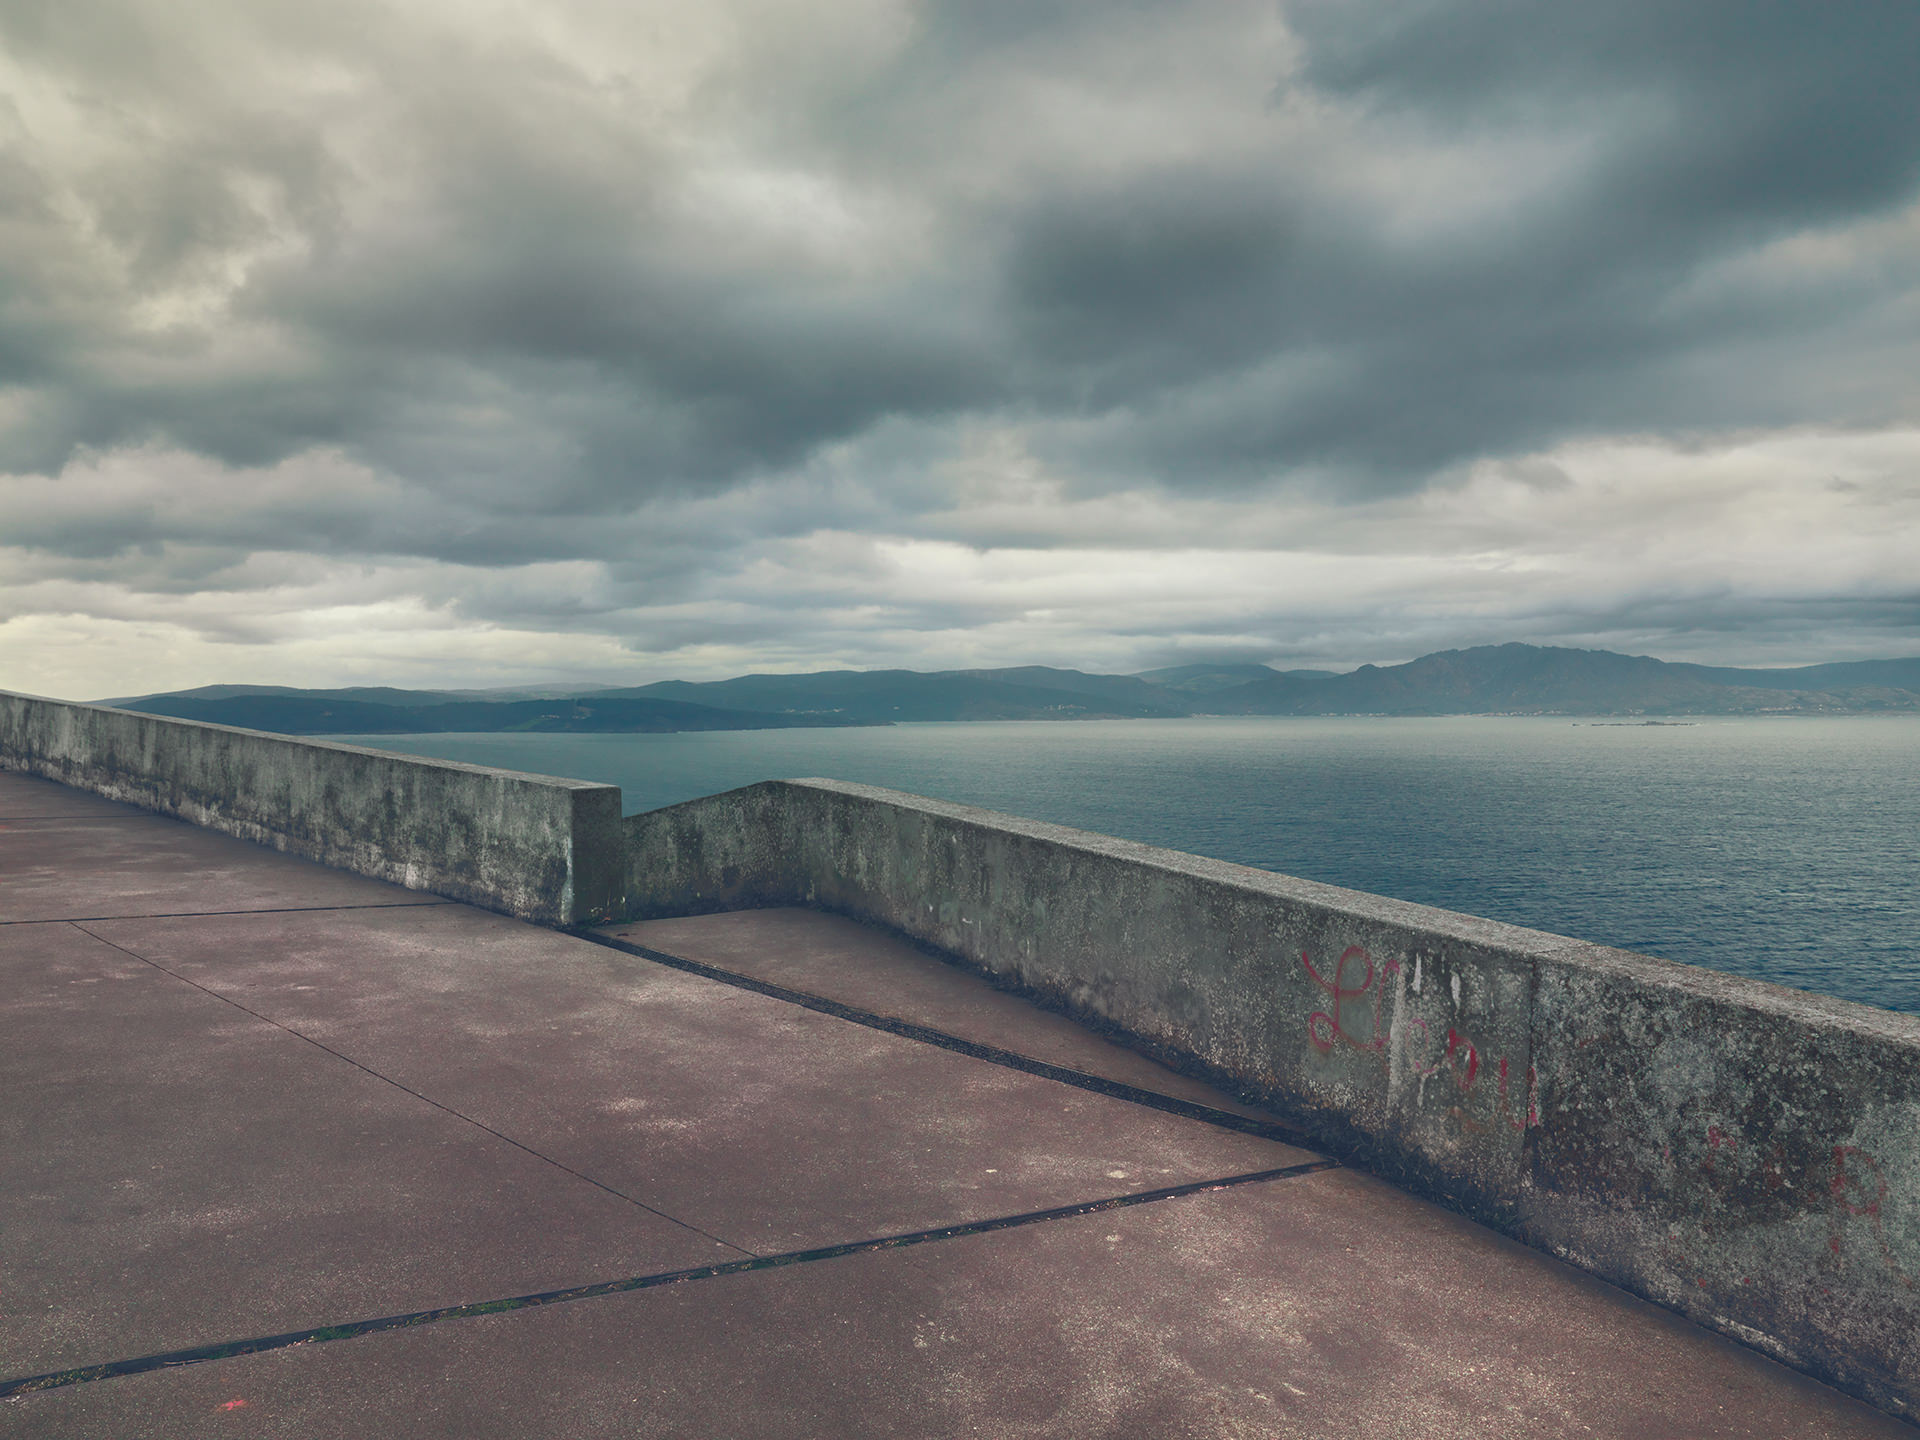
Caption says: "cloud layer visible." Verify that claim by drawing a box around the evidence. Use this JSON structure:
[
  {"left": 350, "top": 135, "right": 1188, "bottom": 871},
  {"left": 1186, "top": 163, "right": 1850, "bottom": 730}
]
[{"left": 3, "top": 0, "right": 1917, "bottom": 697}]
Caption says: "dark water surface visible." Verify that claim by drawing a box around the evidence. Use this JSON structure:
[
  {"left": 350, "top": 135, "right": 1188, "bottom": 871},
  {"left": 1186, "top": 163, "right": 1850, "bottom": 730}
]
[{"left": 330, "top": 717, "right": 1920, "bottom": 1014}]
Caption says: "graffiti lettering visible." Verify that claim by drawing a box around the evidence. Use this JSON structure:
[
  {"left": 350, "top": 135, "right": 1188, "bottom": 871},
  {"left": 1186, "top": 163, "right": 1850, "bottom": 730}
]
[
  {"left": 1830, "top": 1145, "right": 1912, "bottom": 1286},
  {"left": 1662, "top": 1124, "right": 1912, "bottom": 1290},
  {"left": 1403, "top": 1017, "right": 1442, "bottom": 1077},
  {"left": 1294, "top": 947, "right": 1913, "bottom": 1296},
  {"left": 1445, "top": 1028, "right": 1480, "bottom": 1090},
  {"left": 1496, "top": 1056, "right": 1538, "bottom": 1131},
  {"left": 1302, "top": 946, "right": 1400, "bottom": 1055},
  {"left": 1299, "top": 946, "right": 1534, "bottom": 1132}
]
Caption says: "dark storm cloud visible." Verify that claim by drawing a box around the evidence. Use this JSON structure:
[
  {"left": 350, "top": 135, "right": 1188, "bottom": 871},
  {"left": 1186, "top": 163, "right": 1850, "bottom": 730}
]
[
  {"left": 7, "top": 0, "right": 1918, "bottom": 517},
  {"left": 0, "top": 0, "right": 1002, "bottom": 499},
  {"left": 993, "top": 0, "right": 1920, "bottom": 486},
  {"left": 3, "top": 0, "right": 1917, "bottom": 695},
  {"left": 1295, "top": 0, "right": 1920, "bottom": 223}
]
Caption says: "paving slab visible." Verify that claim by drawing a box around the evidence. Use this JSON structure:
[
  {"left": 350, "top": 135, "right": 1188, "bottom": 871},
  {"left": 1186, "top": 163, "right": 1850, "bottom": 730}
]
[
  {"left": 0, "top": 920, "right": 736, "bottom": 1379},
  {"left": 604, "top": 907, "right": 1278, "bottom": 1120},
  {"left": 5, "top": 770, "right": 1903, "bottom": 1435},
  {"left": 82, "top": 905, "right": 1317, "bottom": 1254},
  {"left": 6, "top": 1167, "right": 1905, "bottom": 1440},
  {"left": 0, "top": 810, "right": 443, "bottom": 921},
  {"left": 0, "top": 769, "right": 148, "bottom": 820}
]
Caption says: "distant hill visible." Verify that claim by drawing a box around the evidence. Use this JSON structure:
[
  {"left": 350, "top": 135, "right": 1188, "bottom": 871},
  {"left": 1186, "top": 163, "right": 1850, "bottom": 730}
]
[
  {"left": 103, "top": 646, "right": 1920, "bottom": 734},
  {"left": 110, "top": 693, "right": 868, "bottom": 736},
  {"left": 1203, "top": 645, "right": 1920, "bottom": 715},
  {"left": 94, "top": 682, "right": 613, "bottom": 708},
  {"left": 604, "top": 650, "right": 1920, "bottom": 718},
  {"left": 598, "top": 668, "right": 1188, "bottom": 722},
  {"left": 950, "top": 666, "right": 1192, "bottom": 712},
  {"left": 1135, "top": 663, "right": 1332, "bottom": 695},
  {"left": 1678, "top": 658, "right": 1920, "bottom": 692}
]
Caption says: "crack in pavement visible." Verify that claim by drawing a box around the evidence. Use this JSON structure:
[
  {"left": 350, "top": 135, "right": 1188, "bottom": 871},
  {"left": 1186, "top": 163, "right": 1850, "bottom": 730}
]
[
  {"left": 3, "top": 901, "right": 454, "bottom": 925},
  {"left": 7, "top": 908, "right": 1332, "bottom": 1405},
  {"left": 67, "top": 921, "right": 755, "bottom": 1263}
]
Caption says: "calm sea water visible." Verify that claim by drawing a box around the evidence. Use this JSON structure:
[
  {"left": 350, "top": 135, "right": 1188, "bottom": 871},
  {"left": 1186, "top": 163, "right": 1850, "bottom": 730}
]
[{"left": 329, "top": 717, "right": 1920, "bottom": 1014}]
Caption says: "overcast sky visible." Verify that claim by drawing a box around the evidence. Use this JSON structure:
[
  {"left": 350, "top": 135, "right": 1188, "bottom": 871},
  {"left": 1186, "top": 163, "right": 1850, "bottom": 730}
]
[{"left": 3, "top": 0, "right": 1918, "bottom": 698}]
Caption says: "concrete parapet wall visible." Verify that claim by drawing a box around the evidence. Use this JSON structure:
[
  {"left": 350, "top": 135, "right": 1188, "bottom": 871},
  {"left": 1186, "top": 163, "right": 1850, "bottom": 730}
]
[
  {"left": 625, "top": 777, "right": 1920, "bottom": 1419},
  {"left": 0, "top": 690, "right": 622, "bottom": 924}
]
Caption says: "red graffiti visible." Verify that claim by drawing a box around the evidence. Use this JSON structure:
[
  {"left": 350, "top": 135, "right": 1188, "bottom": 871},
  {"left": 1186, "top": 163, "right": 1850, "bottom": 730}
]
[
  {"left": 1299, "top": 946, "right": 1536, "bottom": 1132},
  {"left": 1496, "top": 1056, "right": 1538, "bottom": 1131},
  {"left": 1702, "top": 1123, "right": 1739, "bottom": 1175},
  {"left": 1831, "top": 1145, "right": 1884, "bottom": 1216},
  {"left": 1829, "top": 1146, "right": 1913, "bottom": 1287},
  {"left": 1445, "top": 1028, "right": 1480, "bottom": 1090},
  {"left": 1403, "top": 1017, "right": 1442, "bottom": 1077},
  {"left": 1667, "top": 1125, "right": 1912, "bottom": 1290},
  {"left": 1761, "top": 1142, "right": 1790, "bottom": 1194},
  {"left": 1302, "top": 946, "right": 1399, "bottom": 1054},
  {"left": 1441, "top": 1032, "right": 1487, "bottom": 1130}
]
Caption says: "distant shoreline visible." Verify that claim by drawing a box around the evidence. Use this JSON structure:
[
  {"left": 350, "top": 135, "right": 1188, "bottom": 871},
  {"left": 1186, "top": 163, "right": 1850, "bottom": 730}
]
[{"left": 100, "top": 643, "right": 1920, "bottom": 737}]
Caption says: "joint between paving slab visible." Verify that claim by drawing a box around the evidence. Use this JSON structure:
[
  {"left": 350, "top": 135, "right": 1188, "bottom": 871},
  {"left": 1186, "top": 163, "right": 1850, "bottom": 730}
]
[
  {"left": 574, "top": 928, "right": 1314, "bottom": 1150},
  {"left": 66, "top": 921, "right": 753, "bottom": 1261},
  {"left": 0, "top": 900, "right": 458, "bottom": 925},
  {"left": 0, "top": 1157, "right": 1338, "bottom": 1401}
]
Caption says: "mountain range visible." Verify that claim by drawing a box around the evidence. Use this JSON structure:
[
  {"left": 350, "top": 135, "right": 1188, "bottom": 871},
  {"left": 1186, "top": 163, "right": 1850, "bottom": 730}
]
[{"left": 98, "top": 644, "right": 1920, "bottom": 735}]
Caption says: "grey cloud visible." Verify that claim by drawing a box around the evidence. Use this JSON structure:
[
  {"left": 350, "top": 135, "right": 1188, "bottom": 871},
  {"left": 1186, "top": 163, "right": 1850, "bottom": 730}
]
[
  {"left": 1294, "top": 0, "right": 1920, "bottom": 221},
  {"left": 2, "top": 0, "right": 1917, "bottom": 689},
  {"left": 985, "top": 2, "right": 1920, "bottom": 484},
  {"left": 1004, "top": 175, "right": 1301, "bottom": 394},
  {"left": 9, "top": 0, "right": 1918, "bottom": 517}
]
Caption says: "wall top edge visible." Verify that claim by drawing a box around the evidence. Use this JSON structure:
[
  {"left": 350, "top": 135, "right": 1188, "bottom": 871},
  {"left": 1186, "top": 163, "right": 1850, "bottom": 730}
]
[
  {"left": 757, "top": 776, "right": 1918, "bottom": 1041},
  {"left": 0, "top": 690, "right": 621, "bottom": 798}
]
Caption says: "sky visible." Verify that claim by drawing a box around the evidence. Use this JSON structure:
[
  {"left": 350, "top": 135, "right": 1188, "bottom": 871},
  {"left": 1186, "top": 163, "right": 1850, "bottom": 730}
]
[{"left": 3, "top": 0, "right": 1918, "bottom": 699}]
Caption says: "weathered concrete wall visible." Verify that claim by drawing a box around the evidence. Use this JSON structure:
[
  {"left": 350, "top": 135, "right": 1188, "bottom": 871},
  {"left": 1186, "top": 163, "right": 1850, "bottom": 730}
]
[
  {"left": 0, "top": 690, "right": 623, "bottom": 924},
  {"left": 625, "top": 778, "right": 1920, "bottom": 1420}
]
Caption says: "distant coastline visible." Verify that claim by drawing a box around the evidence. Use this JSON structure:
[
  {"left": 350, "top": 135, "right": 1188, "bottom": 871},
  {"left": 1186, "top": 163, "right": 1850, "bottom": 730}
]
[{"left": 98, "top": 643, "right": 1920, "bottom": 737}]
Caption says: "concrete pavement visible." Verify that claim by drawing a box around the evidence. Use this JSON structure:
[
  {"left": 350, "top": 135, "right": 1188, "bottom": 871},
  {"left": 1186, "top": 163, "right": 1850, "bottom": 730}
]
[{"left": 2, "top": 768, "right": 1908, "bottom": 1436}]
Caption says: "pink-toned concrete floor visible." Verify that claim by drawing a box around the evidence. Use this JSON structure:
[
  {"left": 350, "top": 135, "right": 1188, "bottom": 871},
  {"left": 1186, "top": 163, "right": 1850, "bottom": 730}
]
[{"left": 2, "top": 769, "right": 1908, "bottom": 1437}]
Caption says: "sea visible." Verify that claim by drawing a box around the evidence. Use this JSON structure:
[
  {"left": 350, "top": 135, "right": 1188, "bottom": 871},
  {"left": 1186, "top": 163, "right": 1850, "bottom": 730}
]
[{"left": 325, "top": 715, "right": 1920, "bottom": 1014}]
